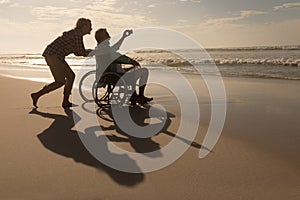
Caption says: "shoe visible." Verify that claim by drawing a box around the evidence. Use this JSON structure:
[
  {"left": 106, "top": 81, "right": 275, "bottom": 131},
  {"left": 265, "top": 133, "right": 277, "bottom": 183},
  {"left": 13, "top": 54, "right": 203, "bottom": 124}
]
[
  {"left": 62, "top": 102, "right": 77, "bottom": 108},
  {"left": 136, "top": 96, "right": 153, "bottom": 105},
  {"left": 139, "top": 96, "right": 153, "bottom": 102},
  {"left": 129, "top": 93, "right": 138, "bottom": 106},
  {"left": 29, "top": 108, "right": 38, "bottom": 114},
  {"left": 31, "top": 93, "right": 39, "bottom": 108},
  {"left": 130, "top": 101, "right": 137, "bottom": 106},
  {"left": 130, "top": 97, "right": 137, "bottom": 106}
]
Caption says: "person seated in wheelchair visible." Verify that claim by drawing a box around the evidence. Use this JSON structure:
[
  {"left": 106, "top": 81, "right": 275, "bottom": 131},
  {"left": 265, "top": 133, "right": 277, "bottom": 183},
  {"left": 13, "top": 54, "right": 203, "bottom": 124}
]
[{"left": 92, "top": 28, "right": 153, "bottom": 105}]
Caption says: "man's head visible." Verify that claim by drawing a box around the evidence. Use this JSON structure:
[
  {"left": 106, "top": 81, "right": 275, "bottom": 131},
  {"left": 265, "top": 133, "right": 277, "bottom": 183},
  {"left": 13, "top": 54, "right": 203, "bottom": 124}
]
[
  {"left": 75, "top": 18, "right": 92, "bottom": 35},
  {"left": 95, "top": 28, "right": 111, "bottom": 44}
]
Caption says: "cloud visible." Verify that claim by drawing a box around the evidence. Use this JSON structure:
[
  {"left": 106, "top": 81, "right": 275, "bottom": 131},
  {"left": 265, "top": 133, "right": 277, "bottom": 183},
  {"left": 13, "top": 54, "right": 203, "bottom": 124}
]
[
  {"left": 31, "top": 6, "right": 82, "bottom": 21},
  {"left": 69, "top": 0, "right": 116, "bottom": 4},
  {"left": 176, "top": 19, "right": 188, "bottom": 23},
  {"left": 0, "top": 0, "right": 10, "bottom": 4},
  {"left": 30, "top": 2, "right": 150, "bottom": 30},
  {"left": 69, "top": 0, "right": 84, "bottom": 2},
  {"left": 85, "top": 2, "right": 150, "bottom": 28},
  {"left": 169, "top": 17, "right": 300, "bottom": 48},
  {"left": 179, "top": 0, "right": 201, "bottom": 3},
  {"left": 9, "top": 3, "right": 21, "bottom": 7},
  {"left": 147, "top": 4, "right": 159, "bottom": 8},
  {"left": 30, "top": 0, "right": 122, "bottom": 21},
  {"left": 85, "top": 1, "right": 122, "bottom": 13},
  {"left": 273, "top": 2, "right": 300, "bottom": 11},
  {"left": 204, "top": 10, "right": 267, "bottom": 25}
]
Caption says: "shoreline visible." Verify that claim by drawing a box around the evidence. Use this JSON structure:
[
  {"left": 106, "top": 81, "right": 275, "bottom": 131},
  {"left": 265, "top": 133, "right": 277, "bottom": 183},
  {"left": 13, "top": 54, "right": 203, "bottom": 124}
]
[{"left": 1, "top": 62, "right": 300, "bottom": 83}]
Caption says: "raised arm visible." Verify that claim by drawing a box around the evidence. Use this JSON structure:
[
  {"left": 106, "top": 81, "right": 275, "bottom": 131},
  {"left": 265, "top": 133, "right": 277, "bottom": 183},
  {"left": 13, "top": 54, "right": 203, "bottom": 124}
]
[{"left": 112, "top": 29, "right": 133, "bottom": 51}]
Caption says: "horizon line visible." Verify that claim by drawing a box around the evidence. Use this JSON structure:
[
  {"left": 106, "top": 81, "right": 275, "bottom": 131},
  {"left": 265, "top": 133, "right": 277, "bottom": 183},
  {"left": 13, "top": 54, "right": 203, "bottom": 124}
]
[{"left": 0, "top": 44, "right": 299, "bottom": 55}]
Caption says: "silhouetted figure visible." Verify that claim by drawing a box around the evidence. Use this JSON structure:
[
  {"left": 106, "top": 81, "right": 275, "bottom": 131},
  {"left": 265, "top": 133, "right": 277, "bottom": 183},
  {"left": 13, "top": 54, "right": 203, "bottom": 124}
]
[
  {"left": 92, "top": 28, "right": 153, "bottom": 105},
  {"left": 31, "top": 18, "right": 93, "bottom": 108}
]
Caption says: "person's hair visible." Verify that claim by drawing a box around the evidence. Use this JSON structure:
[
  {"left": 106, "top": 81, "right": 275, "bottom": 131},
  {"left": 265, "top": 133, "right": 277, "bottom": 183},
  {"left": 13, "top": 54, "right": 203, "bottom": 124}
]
[
  {"left": 95, "top": 28, "right": 110, "bottom": 43},
  {"left": 75, "top": 18, "right": 91, "bottom": 29}
]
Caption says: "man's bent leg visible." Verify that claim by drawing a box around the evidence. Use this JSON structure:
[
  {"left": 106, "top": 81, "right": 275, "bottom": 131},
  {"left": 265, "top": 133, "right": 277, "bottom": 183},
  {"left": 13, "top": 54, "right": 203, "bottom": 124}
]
[
  {"left": 31, "top": 55, "right": 66, "bottom": 107},
  {"left": 124, "top": 70, "right": 140, "bottom": 105},
  {"left": 46, "top": 55, "right": 67, "bottom": 92},
  {"left": 135, "top": 68, "right": 148, "bottom": 88},
  {"left": 62, "top": 65, "right": 76, "bottom": 107},
  {"left": 63, "top": 64, "right": 75, "bottom": 97},
  {"left": 135, "top": 68, "right": 153, "bottom": 102},
  {"left": 129, "top": 68, "right": 153, "bottom": 104}
]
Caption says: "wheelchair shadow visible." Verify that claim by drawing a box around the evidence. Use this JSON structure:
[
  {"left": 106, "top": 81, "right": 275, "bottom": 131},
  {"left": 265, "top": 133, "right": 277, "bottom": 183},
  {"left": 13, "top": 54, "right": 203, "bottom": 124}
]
[
  {"left": 97, "top": 106, "right": 162, "bottom": 156},
  {"left": 29, "top": 108, "right": 144, "bottom": 186},
  {"left": 97, "top": 105, "right": 210, "bottom": 153}
]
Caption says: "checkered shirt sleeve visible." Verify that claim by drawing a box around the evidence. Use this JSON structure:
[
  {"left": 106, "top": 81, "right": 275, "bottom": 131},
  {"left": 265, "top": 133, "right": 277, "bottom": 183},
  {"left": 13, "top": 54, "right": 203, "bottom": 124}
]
[{"left": 42, "top": 29, "right": 89, "bottom": 58}]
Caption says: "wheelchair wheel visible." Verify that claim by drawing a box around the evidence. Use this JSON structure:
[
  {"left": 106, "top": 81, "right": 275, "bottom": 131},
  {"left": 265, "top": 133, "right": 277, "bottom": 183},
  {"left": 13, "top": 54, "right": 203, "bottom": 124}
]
[
  {"left": 79, "top": 70, "right": 96, "bottom": 102},
  {"left": 93, "top": 72, "right": 127, "bottom": 107}
]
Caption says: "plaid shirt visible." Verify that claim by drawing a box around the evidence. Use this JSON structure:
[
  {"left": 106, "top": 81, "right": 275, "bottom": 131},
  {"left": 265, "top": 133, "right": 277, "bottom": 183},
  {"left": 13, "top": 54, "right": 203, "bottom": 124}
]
[{"left": 42, "top": 28, "right": 89, "bottom": 59}]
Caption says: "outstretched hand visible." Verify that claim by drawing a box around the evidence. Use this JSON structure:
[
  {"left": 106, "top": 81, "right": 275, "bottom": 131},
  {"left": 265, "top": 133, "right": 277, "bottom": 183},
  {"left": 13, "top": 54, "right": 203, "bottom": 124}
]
[{"left": 123, "top": 29, "right": 133, "bottom": 38}]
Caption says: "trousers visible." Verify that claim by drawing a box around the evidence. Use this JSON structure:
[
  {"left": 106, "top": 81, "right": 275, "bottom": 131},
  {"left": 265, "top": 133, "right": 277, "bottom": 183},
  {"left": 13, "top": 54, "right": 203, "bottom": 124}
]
[{"left": 43, "top": 55, "right": 75, "bottom": 96}]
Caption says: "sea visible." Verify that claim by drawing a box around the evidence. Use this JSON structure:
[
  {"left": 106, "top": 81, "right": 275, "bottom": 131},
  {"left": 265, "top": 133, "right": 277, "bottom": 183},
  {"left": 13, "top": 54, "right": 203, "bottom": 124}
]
[{"left": 0, "top": 45, "right": 300, "bottom": 83}]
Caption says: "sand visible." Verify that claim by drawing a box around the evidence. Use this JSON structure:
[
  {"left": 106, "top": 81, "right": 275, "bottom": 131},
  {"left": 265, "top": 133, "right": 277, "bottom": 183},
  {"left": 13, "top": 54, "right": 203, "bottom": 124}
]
[{"left": 0, "top": 71, "right": 299, "bottom": 200}]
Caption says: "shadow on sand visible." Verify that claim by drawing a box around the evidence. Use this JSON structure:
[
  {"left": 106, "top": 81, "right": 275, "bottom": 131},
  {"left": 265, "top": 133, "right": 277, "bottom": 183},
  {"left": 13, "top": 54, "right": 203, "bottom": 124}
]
[
  {"left": 30, "top": 104, "right": 210, "bottom": 186},
  {"left": 29, "top": 108, "right": 144, "bottom": 186},
  {"left": 96, "top": 105, "right": 209, "bottom": 151}
]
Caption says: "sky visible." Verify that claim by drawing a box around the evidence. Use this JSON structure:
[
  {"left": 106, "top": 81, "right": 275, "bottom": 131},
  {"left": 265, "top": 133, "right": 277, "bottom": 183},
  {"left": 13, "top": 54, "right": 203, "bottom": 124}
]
[{"left": 0, "top": 0, "right": 300, "bottom": 53}]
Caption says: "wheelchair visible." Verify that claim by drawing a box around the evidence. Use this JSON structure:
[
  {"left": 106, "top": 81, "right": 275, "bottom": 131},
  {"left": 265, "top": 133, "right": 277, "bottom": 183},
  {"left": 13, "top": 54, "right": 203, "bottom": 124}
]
[{"left": 79, "top": 67, "right": 137, "bottom": 107}]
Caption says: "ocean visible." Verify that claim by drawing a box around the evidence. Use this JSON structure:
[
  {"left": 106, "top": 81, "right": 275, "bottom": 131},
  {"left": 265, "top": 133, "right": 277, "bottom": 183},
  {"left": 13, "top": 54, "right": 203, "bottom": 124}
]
[{"left": 0, "top": 46, "right": 299, "bottom": 82}]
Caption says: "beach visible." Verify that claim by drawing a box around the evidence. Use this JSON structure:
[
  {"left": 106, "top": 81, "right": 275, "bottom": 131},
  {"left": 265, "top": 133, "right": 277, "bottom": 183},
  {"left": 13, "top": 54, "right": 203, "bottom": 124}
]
[
  {"left": 1, "top": 0, "right": 300, "bottom": 198},
  {"left": 0, "top": 70, "right": 299, "bottom": 200}
]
